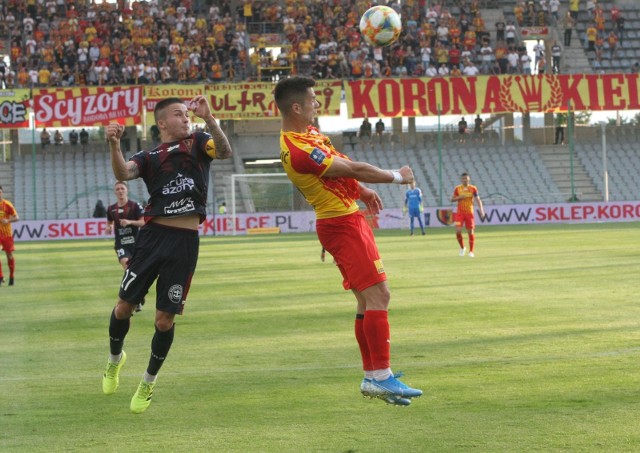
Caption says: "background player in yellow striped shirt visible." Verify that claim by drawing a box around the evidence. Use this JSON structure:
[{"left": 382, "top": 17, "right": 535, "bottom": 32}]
[
  {"left": 0, "top": 186, "right": 19, "bottom": 286},
  {"left": 451, "top": 172, "right": 485, "bottom": 258}
]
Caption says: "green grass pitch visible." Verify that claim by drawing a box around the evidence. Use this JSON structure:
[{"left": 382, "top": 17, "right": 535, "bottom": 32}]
[{"left": 2, "top": 222, "right": 640, "bottom": 452}]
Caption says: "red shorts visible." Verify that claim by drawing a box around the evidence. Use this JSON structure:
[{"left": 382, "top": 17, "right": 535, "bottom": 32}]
[
  {"left": 454, "top": 212, "right": 475, "bottom": 230},
  {"left": 316, "top": 211, "right": 386, "bottom": 292},
  {"left": 0, "top": 236, "right": 15, "bottom": 253}
]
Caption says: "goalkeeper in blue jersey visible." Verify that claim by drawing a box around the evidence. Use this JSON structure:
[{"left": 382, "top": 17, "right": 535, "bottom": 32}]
[{"left": 404, "top": 181, "right": 426, "bottom": 236}]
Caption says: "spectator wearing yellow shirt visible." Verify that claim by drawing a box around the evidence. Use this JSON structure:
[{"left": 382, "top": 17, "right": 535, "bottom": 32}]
[
  {"left": 586, "top": 24, "right": 597, "bottom": 51},
  {"left": 38, "top": 66, "right": 51, "bottom": 86}
]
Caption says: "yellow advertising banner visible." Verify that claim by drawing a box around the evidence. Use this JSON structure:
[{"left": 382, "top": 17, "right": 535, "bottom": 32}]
[
  {"left": 205, "top": 80, "right": 343, "bottom": 120},
  {"left": 345, "top": 73, "right": 640, "bottom": 118},
  {"left": 0, "top": 89, "right": 31, "bottom": 128},
  {"left": 144, "top": 84, "right": 205, "bottom": 125}
]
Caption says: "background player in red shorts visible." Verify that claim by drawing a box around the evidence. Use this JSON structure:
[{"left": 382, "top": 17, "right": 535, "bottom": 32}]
[
  {"left": 275, "top": 76, "right": 423, "bottom": 406},
  {"left": 451, "top": 172, "right": 485, "bottom": 258},
  {"left": 0, "top": 186, "right": 19, "bottom": 286}
]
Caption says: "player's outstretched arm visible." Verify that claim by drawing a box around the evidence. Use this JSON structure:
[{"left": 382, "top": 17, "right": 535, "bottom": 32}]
[{"left": 323, "top": 155, "right": 414, "bottom": 184}]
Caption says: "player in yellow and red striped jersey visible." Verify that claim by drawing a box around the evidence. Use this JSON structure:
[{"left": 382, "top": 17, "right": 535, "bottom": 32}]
[
  {"left": 275, "top": 76, "right": 423, "bottom": 406},
  {"left": 451, "top": 172, "right": 485, "bottom": 258},
  {"left": 0, "top": 186, "right": 19, "bottom": 286}
]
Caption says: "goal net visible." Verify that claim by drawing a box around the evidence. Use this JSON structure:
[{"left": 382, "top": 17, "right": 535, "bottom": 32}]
[{"left": 229, "top": 172, "right": 311, "bottom": 215}]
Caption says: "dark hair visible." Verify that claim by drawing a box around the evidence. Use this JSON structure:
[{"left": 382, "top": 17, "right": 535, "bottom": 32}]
[
  {"left": 461, "top": 172, "right": 470, "bottom": 177},
  {"left": 274, "top": 76, "right": 316, "bottom": 114},
  {"left": 154, "top": 97, "right": 185, "bottom": 124}
]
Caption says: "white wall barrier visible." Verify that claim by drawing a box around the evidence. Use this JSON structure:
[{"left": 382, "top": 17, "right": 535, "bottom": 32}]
[{"left": 12, "top": 200, "right": 640, "bottom": 242}]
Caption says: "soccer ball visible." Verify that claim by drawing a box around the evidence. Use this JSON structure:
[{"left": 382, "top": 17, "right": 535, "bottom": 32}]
[{"left": 359, "top": 5, "right": 402, "bottom": 47}]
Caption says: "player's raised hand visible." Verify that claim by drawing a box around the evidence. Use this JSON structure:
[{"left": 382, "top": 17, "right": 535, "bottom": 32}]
[
  {"left": 106, "top": 123, "right": 124, "bottom": 144},
  {"left": 189, "top": 95, "right": 213, "bottom": 120},
  {"left": 398, "top": 165, "right": 414, "bottom": 184}
]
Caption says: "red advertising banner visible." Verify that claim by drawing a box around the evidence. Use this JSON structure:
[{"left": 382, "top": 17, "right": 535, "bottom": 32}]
[
  {"left": 205, "top": 80, "right": 342, "bottom": 120},
  {"left": 0, "top": 89, "right": 31, "bottom": 129},
  {"left": 345, "top": 73, "right": 640, "bottom": 118},
  {"left": 33, "top": 86, "right": 143, "bottom": 127}
]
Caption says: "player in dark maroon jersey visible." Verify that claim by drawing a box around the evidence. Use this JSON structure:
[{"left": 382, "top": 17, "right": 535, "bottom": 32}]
[
  {"left": 106, "top": 180, "right": 145, "bottom": 311},
  {"left": 106, "top": 181, "right": 144, "bottom": 270},
  {"left": 102, "top": 96, "right": 232, "bottom": 414}
]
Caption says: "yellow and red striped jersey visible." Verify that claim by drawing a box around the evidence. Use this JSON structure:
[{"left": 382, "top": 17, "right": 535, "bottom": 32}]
[
  {"left": 0, "top": 199, "right": 17, "bottom": 238},
  {"left": 453, "top": 184, "right": 479, "bottom": 215},
  {"left": 280, "top": 126, "right": 360, "bottom": 219}
]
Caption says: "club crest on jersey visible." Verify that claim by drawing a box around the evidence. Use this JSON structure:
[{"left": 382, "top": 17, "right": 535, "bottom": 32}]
[
  {"left": 168, "top": 284, "right": 183, "bottom": 304},
  {"left": 309, "top": 148, "right": 326, "bottom": 165}
]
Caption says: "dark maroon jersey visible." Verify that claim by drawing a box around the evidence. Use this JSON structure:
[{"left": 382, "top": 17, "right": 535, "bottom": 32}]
[
  {"left": 107, "top": 199, "right": 144, "bottom": 249},
  {"left": 129, "top": 131, "right": 213, "bottom": 222}
]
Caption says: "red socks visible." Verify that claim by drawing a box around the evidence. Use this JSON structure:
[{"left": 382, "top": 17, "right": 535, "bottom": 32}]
[
  {"left": 456, "top": 232, "right": 464, "bottom": 248},
  {"left": 354, "top": 315, "right": 373, "bottom": 371},
  {"left": 362, "top": 310, "right": 391, "bottom": 370},
  {"left": 8, "top": 257, "right": 14, "bottom": 278},
  {"left": 469, "top": 233, "right": 475, "bottom": 252}
]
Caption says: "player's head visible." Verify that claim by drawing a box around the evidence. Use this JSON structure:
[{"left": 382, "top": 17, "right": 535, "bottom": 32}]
[
  {"left": 461, "top": 172, "right": 471, "bottom": 185},
  {"left": 274, "top": 76, "right": 318, "bottom": 124},
  {"left": 114, "top": 180, "right": 128, "bottom": 200},
  {"left": 154, "top": 97, "right": 190, "bottom": 141}
]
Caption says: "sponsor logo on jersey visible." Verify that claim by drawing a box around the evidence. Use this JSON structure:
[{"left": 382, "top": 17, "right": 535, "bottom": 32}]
[
  {"left": 164, "top": 197, "right": 195, "bottom": 215},
  {"left": 162, "top": 173, "right": 195, "bottom": 195},
  {"left": 309, "top": 147, "right": 326, "bottom": 165}
]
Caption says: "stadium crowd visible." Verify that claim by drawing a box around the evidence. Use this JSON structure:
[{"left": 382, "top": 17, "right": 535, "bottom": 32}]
[{"left": 0, "top": 0, "right": 621, "bottom": 89}]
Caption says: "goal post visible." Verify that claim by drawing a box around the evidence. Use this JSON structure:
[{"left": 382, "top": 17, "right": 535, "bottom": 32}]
[{"left": 229, "top": 173, "right": 310, "bottom": 235}]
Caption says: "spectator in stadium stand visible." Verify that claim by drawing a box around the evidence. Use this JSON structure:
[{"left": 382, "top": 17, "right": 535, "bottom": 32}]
[
  {"left": 569, "top": 0, "right": 579, "bottom": 20},
  {"left": 495, "top": 41, "right": 509, "bottom": 74},
  {"left": 505, "top": 21, "right": 517, "bottom": 48},
  {"left": 80, "top": 128, "right": 89, "bottom": 153},
  {"left": 533, "top": 39, "right": 545, "bottom": 70},
  {"left": 358, "top": 117, "right": 372, "bottom": 151},
  {"left": 607, "top": 31, "right": 619, "bottom": 59},
  {"left": 40, "top": 128, "right": 51, "bottom": 150},
  {"left": 520, "top": 48, "right": 532, "bottom": 75},
  {"left": 615, "top": 13, "right": 626, "bottom": 46},
  {"left": 563, "top": 12, "right": 575, "bottom": 47},
  {"left": 549, "top": 0, "right": 560, "bottom": 24},
  {"left": 458, "top": 117, "right": 468, "bottom": 143},
  {"left": 551, "top": 41, "right": 562, "bottom": 74},
  {"left": 586, "top": 23, "right": 598, "bottom": 52},
  {"left": 69, "top": 129, "right": 79, "bottom": 146},
  {"left": 594, "top": 34, "right": 604, "bottom": 65},
  {"left": 54, "top": 130, "right": 64, "bottom": 146},
  {"left": 495, "top": 18, "right": 506, "bottom": 42},
  {"left": 507, "top": 48, "right": 520, "bottom": 74}
]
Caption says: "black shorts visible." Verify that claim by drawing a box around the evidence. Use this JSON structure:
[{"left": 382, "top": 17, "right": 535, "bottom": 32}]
[
  {"left": 115, "top": 245, "right": 135, "bottom": 262},
  {"left": 118, "top": 223, "right": 199, "bottom": 314}
]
